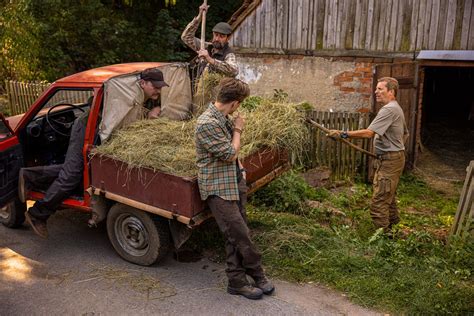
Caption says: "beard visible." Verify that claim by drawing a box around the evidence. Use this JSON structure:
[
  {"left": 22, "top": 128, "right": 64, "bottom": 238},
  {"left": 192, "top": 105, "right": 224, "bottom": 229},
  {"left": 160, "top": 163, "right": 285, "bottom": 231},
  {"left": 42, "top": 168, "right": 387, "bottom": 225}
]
[{"left": 212, "top": 41, "right": 225, "bottom": 49}]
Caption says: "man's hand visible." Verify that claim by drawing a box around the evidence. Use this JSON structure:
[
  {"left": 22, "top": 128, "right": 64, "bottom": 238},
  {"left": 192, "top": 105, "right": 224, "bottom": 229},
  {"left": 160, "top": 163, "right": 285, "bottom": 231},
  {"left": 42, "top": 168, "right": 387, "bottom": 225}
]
[
  {"left": 198, "top": 49, "right": 213, "bottom": 63},
  {"left": 198, "top": 3, "right": 209, "bottom": 16},
  {"left": 327, "top": 129, "right": 341, "bottom": 139},
  {"left": 148, "top": 106, "right": 161, "bottom": 119},
  {"left": 234, "top": 112, "right": 245, "bottom": 131}
]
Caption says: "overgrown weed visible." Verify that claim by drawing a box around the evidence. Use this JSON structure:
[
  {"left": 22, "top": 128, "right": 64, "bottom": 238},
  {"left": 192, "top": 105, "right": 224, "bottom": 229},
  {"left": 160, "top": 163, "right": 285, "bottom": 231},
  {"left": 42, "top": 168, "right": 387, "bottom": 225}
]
[{"left": 188, "top": 171, "right": 474, "bottom": 314}]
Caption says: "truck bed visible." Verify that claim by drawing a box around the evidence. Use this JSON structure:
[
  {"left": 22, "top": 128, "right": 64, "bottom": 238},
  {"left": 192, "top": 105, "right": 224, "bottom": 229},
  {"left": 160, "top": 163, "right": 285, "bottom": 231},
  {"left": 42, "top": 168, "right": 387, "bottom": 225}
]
[{"left": 89, "top": 148, "right": 289, "bottom": 224}]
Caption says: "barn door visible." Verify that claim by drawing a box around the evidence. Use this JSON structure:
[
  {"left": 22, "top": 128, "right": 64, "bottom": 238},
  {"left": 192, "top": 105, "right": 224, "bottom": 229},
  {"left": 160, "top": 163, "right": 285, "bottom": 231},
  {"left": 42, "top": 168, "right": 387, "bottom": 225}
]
[{"left": 373, "top": 62, "right": 419, "bottom": 168}]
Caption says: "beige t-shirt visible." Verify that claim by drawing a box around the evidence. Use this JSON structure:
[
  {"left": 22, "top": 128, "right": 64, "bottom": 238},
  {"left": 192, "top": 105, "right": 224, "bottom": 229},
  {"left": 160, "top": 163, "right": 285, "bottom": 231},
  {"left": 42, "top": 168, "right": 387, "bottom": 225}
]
[{"left": 368, "top": 100, "right": 408, "bottom": 154}]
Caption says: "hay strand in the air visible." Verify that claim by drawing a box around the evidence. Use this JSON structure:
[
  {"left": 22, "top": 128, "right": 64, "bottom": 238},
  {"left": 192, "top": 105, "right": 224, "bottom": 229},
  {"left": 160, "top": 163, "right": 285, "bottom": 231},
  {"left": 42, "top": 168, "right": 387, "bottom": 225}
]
[{"left": 193, "top": 71, "right": 224, "bottom": 117}]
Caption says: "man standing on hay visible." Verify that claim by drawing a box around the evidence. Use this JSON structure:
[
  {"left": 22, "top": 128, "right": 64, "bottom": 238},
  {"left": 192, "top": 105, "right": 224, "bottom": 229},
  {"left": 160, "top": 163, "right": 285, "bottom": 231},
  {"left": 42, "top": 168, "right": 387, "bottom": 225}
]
[
  {"left": 195, "top": 78, "right": 274, "bottom": 300},
  {"left": 22, "top": 68, "right": 168, "bottom": 239},
  {"left": 328, "top": 77, "right": 408, "bottom": 234},
  {"left": 181, "top": 3, "right": 238, "bottom": 78}
]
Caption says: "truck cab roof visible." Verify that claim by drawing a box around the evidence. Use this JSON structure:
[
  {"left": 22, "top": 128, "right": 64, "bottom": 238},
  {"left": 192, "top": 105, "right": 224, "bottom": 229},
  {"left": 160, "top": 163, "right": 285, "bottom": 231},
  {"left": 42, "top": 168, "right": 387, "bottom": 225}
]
[{"left": 55, "top": 62, "right": 167, "bottom": 86}]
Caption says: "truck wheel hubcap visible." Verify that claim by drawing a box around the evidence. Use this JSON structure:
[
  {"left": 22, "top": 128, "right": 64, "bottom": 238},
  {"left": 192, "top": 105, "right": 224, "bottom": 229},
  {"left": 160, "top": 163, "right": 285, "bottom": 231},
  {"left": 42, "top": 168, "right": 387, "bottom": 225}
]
[{"left": 115, "top": 214, "right": 149, "bottom": 256}]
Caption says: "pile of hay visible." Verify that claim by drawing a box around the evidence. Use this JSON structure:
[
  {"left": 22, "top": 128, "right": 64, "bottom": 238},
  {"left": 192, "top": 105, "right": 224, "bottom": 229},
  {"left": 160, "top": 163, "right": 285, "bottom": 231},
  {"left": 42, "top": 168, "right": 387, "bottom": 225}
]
[
  {"left": 95, "top": 98, "right": 309, "bottom": 176},
  {"left": 95, "top": 118, "right": 198, "bottom": 176},
  {"left": 193, "top": 72, "right": 224, "bottom": 117},
  {"left": 239, "top": 98, "right": 309, "bottom": 162},
  {"left": 95, "top": 78, "right": 310, "bottom": 176}
]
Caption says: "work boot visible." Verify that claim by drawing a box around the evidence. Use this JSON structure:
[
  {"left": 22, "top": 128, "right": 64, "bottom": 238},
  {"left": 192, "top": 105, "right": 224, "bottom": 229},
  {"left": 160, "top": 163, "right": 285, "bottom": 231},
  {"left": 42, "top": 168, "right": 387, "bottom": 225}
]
[
  {"left": 18, "top": 169, "right": 28, "bottom": 203},
  {"left": 25, "top": 211, "right": 48, "bottom": 239},
  {"left": 253, "top": 276, "right": 275, "bottom": 295},
  {"left": 227, "top": 284, "right": 263, "bottom": 300}
]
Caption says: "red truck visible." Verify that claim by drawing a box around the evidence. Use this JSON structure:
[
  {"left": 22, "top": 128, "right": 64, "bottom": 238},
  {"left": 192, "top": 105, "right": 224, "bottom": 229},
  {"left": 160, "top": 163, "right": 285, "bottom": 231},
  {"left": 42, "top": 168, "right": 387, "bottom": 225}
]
[{"left": 0, "top": 62, "right": 289, "bottom": 266}]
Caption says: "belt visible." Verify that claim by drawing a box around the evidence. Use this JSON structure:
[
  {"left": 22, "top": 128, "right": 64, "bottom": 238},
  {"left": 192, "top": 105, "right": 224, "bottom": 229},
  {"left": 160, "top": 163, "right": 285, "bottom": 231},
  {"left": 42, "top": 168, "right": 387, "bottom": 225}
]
[{"left": 376, "top": 150, "right": 404, "bottom": 160}]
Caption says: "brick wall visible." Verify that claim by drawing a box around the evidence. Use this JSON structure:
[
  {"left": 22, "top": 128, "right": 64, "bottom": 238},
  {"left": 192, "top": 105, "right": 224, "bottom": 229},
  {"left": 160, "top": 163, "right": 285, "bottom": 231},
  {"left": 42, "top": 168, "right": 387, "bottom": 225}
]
[
  {"left": 333, "top": 62, "right": 373, "bottom": 112},
  {"left": 332, "top": 57, "right": 403, "bottom": 112}
]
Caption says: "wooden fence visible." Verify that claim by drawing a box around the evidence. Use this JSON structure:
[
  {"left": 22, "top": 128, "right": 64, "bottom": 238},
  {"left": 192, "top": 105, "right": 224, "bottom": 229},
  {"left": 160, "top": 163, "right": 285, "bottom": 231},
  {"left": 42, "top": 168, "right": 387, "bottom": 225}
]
[
  {"left": 4, "top": 80, "right": 92, "bottom": 116},
  {"left": 307, "top": 110, "right": 372, "bottom": 181},
  {"left": 5, "top": 80, "right": 50, "bottom": 115},
  {"left": 451, "top": 160, "right": 474, "bottom": 238}
]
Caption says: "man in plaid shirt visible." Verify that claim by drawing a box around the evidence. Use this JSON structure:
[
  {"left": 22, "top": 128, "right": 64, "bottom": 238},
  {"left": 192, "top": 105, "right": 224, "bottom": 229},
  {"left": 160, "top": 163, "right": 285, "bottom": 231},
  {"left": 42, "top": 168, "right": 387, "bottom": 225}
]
[{"left": 195, "top": 78, "right": 274, "bottom": 300}]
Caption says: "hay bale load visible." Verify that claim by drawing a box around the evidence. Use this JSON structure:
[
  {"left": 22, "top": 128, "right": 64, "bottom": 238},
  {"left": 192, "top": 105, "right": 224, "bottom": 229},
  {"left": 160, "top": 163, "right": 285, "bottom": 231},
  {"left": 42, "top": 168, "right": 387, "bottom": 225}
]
[{"left": 94, "top": 97, "right": 309, "bottom": 177}]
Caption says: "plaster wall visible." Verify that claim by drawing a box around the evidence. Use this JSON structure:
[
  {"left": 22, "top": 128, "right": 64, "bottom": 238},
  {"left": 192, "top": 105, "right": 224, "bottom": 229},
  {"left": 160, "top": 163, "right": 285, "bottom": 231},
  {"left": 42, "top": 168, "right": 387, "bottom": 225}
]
[{"left": 236, "top": 55, "right": 373, "bottom": 112}]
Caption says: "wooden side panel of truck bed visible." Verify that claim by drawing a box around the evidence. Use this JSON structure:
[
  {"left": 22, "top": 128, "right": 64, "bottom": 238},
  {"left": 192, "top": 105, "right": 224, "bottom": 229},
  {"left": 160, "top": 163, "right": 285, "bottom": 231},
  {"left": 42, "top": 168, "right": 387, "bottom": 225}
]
[{"left": 89, "top": 148, "right": 289, "bottom": 220}]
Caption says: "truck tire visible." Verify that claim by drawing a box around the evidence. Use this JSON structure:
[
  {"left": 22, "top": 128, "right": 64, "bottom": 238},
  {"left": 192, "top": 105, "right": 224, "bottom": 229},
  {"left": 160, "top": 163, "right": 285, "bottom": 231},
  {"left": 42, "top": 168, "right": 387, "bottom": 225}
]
[
  {"left": 0, "top": 198, "right": 26, "bottom": 228},
  {"left": 106, "top": 203, "right": 170, "bottom": 266}
]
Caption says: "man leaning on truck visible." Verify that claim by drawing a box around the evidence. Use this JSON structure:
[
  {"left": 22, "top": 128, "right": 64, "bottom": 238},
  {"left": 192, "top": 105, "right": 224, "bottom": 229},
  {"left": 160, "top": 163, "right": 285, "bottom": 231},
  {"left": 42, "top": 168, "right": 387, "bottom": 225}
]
[
  {"left": 195, "top": 78, "right": 274, "bottom": 300},
  {"left": 22, "top": 68, "right": 168, "bottom": 239}
]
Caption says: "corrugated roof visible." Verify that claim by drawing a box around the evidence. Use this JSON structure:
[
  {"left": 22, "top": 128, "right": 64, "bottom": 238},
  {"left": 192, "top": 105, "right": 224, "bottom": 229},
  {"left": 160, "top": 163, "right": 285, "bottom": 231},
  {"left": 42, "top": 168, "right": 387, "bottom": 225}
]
[{"left": 416, "top": 50, "right": 474, "bottom": 61}]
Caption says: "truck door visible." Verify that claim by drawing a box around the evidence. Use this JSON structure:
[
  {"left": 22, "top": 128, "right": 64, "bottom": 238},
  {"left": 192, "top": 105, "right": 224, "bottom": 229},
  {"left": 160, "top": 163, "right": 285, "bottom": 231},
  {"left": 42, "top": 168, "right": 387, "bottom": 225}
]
[{"left": 0, "top": 113, "right": 23, "bottom": 207}]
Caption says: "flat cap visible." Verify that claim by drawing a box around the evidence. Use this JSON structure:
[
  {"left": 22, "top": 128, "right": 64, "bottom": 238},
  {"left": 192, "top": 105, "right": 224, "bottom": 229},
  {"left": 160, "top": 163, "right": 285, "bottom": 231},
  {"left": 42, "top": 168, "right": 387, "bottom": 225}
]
[{"left": 212, "top": 22, "right": 232, "bottom": 35}]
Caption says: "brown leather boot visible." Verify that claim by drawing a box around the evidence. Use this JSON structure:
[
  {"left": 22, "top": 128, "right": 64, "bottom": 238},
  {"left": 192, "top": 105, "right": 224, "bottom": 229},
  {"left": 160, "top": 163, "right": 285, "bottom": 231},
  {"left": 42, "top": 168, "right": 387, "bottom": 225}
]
[
  {"left": 25, "top": 211, "right": 48, "bottom": 239},
  {"left": 254, "top": 276, "right": 275, "bottom": 295},
  {"left": 227, "top": 284, "right": 263, "bottom": 300}
]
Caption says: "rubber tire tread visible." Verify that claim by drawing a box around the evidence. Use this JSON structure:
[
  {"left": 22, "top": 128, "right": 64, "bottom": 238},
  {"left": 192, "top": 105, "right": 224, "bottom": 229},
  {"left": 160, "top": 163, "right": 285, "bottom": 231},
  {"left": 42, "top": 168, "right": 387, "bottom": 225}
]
[
  {"left": 0, "top": 198, "right": 26, "bottom": 228},
  {"left": 106, "top": 203, "right": 170, "bottom": 266}
]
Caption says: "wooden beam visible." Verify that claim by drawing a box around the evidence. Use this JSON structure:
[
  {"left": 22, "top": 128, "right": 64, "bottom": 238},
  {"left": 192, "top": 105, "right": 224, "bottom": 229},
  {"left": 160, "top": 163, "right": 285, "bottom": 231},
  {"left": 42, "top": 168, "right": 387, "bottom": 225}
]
[
  {"left": 418, "top": 60, "right": 474, "bottom": 67},
  {"left": 234, "top": 47, "right": 416, "bottom": 59},
  {"left": 228, "top": 0, "right": 263, "bottom": 31}
]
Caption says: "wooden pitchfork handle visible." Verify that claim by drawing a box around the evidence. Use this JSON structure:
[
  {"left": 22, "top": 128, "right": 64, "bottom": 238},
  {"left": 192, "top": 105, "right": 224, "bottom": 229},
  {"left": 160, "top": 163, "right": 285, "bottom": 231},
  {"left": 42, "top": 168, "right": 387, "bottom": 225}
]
[
  {"left": 307, "top": 118, "right": 377, "bottom": 158},
  {"left": 200, "top": 0, "right": 208, "bottom": 51}
]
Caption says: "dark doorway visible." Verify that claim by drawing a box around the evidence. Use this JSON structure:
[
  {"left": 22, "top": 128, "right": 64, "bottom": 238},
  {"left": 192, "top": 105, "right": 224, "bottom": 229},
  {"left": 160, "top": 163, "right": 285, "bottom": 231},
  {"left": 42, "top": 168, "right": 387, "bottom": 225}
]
[{"left": 420, "top": 66, "right": 474, "bottom": 181}]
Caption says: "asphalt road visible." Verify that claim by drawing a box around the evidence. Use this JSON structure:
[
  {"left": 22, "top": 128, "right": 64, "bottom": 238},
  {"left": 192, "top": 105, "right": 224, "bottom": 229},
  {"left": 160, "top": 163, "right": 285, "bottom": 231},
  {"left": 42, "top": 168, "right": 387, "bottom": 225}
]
[{"left": 0, "top": 210, "right": 379, "bottom": 316}]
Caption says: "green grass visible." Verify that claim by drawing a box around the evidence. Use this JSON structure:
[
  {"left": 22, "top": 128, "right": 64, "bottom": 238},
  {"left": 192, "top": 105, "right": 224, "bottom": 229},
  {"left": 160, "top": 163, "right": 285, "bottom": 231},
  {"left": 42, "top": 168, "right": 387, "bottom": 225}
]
[{"left": 189, "top": 172, "right": 474, "bottom": 314}]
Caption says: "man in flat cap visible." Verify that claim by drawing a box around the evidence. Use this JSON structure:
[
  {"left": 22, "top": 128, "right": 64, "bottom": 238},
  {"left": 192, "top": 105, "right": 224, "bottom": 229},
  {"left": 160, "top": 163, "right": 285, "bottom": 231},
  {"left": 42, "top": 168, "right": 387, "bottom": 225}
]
[{"left": 181, "top": 2, "right": 238, "bottom": 78}]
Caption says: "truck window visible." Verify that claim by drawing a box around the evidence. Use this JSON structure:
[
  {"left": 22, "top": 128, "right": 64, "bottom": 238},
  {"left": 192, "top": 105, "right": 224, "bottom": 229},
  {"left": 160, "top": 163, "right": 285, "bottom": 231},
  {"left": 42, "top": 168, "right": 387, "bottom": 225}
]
[{"left": 35, "top": 89, "right": 94, "bottom": 119}]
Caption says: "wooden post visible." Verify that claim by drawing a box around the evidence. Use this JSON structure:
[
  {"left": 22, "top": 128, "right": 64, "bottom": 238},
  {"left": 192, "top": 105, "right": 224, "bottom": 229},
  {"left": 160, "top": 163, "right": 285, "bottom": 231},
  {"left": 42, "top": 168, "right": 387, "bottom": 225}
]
[{"left": 451, "top": 161, "right": 474, "bottom": 238}]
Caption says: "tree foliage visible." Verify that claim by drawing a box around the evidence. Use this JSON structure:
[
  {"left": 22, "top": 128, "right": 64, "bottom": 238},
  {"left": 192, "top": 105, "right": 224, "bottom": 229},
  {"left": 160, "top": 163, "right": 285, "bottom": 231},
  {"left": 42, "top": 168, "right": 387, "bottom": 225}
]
[
  {"left": 0, "top": 0, "right": 41, "bottom": 81},
  {"left": 0, "top": 0, "right": 242, "bottom": 82}
]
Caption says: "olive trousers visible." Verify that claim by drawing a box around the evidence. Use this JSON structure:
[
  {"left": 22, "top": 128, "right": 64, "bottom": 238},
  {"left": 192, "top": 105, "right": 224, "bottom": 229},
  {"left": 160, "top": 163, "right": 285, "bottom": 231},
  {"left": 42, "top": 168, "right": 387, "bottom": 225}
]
[{"left": 370, "top": 151, "right": 405, "bottom": 230}]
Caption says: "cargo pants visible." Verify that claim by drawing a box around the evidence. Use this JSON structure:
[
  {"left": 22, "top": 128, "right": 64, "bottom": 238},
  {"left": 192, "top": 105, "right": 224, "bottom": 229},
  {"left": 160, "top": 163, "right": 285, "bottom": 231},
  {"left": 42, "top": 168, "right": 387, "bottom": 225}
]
[
  {"left": 206, "top": 178, "right": 265, "bottom": 287},
  {"left": 370, "top": 150, "right": 405, "bottom": 231}
]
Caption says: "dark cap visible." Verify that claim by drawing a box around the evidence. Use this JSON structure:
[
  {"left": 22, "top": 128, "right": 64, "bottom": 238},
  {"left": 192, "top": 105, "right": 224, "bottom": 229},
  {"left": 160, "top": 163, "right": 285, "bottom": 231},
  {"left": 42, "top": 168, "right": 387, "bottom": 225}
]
[
  {"left": 140, "top": 68, "right": 169, "bottom": 88},
  {"left": 212, "top": 22, "right": 232, "bottom": 35}
]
